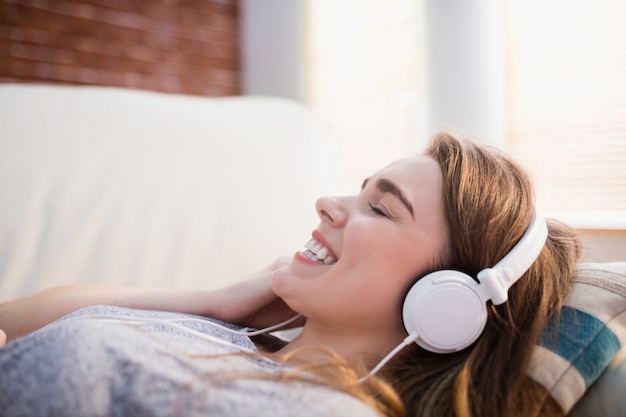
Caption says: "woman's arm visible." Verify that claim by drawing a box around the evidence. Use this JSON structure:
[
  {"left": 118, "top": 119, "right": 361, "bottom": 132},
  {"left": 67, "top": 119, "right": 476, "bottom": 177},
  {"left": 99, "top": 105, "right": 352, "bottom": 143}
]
[
  {"left": 0, "top": 285, "right": 209, "bottom": 342},
  {"left": 0, "top": 257, "right": 299, "bottom": 343}
]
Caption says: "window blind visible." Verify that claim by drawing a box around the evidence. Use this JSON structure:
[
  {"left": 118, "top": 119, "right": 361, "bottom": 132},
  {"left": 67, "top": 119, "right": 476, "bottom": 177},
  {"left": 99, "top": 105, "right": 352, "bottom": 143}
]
[{"left": 505, "top": 0, "right": 626, "bottom": 229}]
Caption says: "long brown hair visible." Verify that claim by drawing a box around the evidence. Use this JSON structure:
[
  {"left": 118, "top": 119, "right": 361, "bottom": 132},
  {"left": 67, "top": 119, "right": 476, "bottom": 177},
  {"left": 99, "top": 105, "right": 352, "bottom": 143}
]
[
  {"left": 375, "top": 132, "right": 582, "bottom": 417},
  {"left": 242, "top": 132, "right": 581, "bottom": 417}
]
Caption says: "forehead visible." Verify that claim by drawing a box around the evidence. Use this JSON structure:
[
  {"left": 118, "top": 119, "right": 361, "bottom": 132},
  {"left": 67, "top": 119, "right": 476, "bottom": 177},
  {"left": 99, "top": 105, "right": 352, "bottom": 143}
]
[{"left": 375, "top": 155, "right": 442, "bottom": 191}]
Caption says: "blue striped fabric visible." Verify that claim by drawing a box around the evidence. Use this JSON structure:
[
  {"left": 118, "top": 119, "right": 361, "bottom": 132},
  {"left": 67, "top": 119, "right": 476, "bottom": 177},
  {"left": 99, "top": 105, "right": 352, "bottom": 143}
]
[
  {"left": 540, "top": 306, "right": 621, "bottom": 387},
  {"left": 527, "top": 262, "right": 626, "bottom": 413}
]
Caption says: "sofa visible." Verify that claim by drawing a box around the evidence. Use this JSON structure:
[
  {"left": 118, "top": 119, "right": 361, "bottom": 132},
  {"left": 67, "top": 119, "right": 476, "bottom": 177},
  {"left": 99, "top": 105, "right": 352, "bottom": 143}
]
[
  {"left": 0, "top": 84, "right": 624, "bottom": 416},
  {"left": 0, "top": 83, "right": 350, "bottom": 300}
]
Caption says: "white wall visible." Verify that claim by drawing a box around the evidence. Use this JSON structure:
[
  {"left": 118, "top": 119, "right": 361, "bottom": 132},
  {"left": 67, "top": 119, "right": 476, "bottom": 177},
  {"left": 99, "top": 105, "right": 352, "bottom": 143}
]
[
  {"left": 240, "top": 0, "right": 307, "bottom": 102},
  {"left": 423, "top": 0, "right": 506, "bottom": 147},
  {"left": 241, "top": 0, "right": 505, "bottom": 145}
]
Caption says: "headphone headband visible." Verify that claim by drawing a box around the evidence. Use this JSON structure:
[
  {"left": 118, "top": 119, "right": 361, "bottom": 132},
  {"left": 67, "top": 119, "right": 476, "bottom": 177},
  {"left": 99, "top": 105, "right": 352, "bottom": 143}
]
[{"left": 477, "top": 211, "right": 548, "bottom": 305}]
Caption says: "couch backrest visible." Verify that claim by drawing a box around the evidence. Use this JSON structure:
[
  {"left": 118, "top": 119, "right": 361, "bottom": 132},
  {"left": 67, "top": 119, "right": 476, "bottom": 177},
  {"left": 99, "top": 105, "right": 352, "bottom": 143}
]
[{"left": 0, "top": 84, "right": 350, "bottom": 301}]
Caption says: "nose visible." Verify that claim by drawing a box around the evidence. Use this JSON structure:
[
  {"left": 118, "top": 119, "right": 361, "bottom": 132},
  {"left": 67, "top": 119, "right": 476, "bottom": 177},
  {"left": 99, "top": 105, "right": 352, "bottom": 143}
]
[{"left": 315, "top": 196, "right": 348, "bottom": 227}]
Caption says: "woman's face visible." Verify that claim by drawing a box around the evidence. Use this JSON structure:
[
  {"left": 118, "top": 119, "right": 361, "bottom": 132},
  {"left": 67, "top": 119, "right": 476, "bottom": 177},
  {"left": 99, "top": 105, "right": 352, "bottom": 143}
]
[{"left": 272, "top": 155, "right": 449, "bottom": 336}]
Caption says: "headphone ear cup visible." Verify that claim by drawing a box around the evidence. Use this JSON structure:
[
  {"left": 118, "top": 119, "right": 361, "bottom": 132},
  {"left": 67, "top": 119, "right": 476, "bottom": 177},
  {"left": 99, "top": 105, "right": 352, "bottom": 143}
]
[{"left": 402, "top": 270, "right": 488, "bottom": 353}]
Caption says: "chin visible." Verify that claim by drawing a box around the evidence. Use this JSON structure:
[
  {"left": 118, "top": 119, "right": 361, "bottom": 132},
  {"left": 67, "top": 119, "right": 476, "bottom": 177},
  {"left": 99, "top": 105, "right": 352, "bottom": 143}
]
[{"left": 271, "top": 262, "right": 319, "bottom": 301}]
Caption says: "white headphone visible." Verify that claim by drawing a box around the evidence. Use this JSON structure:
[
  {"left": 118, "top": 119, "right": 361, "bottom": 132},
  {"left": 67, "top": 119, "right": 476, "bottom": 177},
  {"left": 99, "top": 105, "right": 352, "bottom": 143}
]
[{"left": 402, "top": 212, "right": 548, "bottom": 353}]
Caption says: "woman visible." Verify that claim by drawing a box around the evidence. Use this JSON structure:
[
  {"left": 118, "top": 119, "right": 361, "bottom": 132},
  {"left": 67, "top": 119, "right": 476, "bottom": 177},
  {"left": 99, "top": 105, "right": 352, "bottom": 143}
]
[{"left": 0, "top": 132, "right": 581, "bottom": 417}]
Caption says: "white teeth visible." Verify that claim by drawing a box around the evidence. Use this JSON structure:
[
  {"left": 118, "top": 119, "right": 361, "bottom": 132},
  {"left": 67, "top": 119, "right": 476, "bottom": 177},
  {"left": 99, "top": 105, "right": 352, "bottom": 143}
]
[
  {"left": 302, "top": 238, "right": 337, "bottom": 265},
  {"left": 304, "top": 251, "right": 319, "bottom": 261}
]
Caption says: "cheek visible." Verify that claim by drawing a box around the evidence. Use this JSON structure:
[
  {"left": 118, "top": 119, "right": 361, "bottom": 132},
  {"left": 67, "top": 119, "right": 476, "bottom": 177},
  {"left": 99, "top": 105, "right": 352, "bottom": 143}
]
[
  {"left": 344, "top": 248, "right": 419, "bottom": 310},
  {"left": 340, "top": 223, "right": 426, "bottom": 286},
  {"left": 362, "top": 239, "right": 427, "bottom": 281},
  {"left": 363, "top": 241, "right": 435, "bottom": 300}
]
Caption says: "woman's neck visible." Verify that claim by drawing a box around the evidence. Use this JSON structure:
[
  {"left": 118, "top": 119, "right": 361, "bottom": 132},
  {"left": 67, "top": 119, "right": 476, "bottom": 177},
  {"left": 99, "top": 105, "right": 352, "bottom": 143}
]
[{"left": 265, "top": 321, "right": 408, "bottom": 371}]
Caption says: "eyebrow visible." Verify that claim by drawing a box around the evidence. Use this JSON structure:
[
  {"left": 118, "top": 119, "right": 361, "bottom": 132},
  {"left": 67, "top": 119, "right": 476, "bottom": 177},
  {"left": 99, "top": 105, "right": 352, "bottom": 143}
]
[{"left": 362, "top": 177, "right": 414, "bottom": 217}]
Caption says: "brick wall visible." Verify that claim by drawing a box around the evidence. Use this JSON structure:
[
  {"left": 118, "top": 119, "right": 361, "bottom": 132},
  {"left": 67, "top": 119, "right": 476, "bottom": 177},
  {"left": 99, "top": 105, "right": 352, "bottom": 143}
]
[{"left": 0, "top": 0, "right": 240, "bottom": 96}]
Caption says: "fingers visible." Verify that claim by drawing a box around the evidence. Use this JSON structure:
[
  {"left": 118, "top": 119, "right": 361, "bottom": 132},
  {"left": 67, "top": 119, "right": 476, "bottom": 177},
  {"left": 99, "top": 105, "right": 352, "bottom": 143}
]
[{"left": 0, "top": 329, "right": 6, "bottom": 347}]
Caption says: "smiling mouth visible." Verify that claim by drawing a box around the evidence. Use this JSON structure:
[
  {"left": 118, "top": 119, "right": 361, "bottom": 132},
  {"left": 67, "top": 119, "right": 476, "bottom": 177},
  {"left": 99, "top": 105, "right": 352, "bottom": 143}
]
[{"left": 302, "top": 238, "right": 337, "bottom": 265}]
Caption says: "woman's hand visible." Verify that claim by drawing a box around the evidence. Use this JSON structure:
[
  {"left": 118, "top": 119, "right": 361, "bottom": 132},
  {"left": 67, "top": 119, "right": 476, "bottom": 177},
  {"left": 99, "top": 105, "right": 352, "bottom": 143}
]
[
  {"left": 0, "top": 329, "right": 6, "bottom": 347},
  {"left": 203, "top": 257, "right": 305, "bottom": 330}
]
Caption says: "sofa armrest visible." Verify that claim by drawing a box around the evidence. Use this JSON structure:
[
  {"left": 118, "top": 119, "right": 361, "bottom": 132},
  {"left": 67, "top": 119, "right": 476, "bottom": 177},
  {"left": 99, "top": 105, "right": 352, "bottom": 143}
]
[{"left": 0, "top": 84, "right": 350, "bottom": 301}]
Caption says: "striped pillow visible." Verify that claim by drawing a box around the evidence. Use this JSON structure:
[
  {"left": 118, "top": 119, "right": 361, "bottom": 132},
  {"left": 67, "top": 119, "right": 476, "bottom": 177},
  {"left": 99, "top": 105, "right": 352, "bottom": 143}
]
[{"left": 527, "top": 262, "right": 626, "bottom": 414}]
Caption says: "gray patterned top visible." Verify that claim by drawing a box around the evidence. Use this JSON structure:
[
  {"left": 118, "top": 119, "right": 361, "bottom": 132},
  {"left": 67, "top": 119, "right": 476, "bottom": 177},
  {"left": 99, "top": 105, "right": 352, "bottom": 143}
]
[{"left": 0, "top": 305, "right": 379, "bottom": 417}]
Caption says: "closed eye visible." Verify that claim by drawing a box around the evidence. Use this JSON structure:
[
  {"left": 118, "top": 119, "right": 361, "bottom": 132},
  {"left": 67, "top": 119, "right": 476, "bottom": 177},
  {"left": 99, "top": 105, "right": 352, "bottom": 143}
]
[
  {"left": 362, "top": 177, "right": 414, "bottom": 219},
  {"left": 368, "top": 202, "right": 388, "bottom": 217}
]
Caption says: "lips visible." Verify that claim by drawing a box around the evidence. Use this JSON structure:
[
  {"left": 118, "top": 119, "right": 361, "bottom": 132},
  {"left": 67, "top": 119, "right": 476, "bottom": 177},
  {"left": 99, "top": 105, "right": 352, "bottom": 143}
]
[{"left": 302, "top": 238, "right": 337, "bottom": 265}]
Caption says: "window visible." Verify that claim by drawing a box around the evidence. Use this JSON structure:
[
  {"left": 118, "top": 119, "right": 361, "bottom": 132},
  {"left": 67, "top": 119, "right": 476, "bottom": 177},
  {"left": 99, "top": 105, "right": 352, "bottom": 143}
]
[
  {"left": 306, "top": 0, "right": 424, "bottom": 188},
  {"left": 306, "top": 0, "right": 626, "bottom": 230},
  {"left": 505, "top": 0, "right": 626, "bottom": 229}
]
